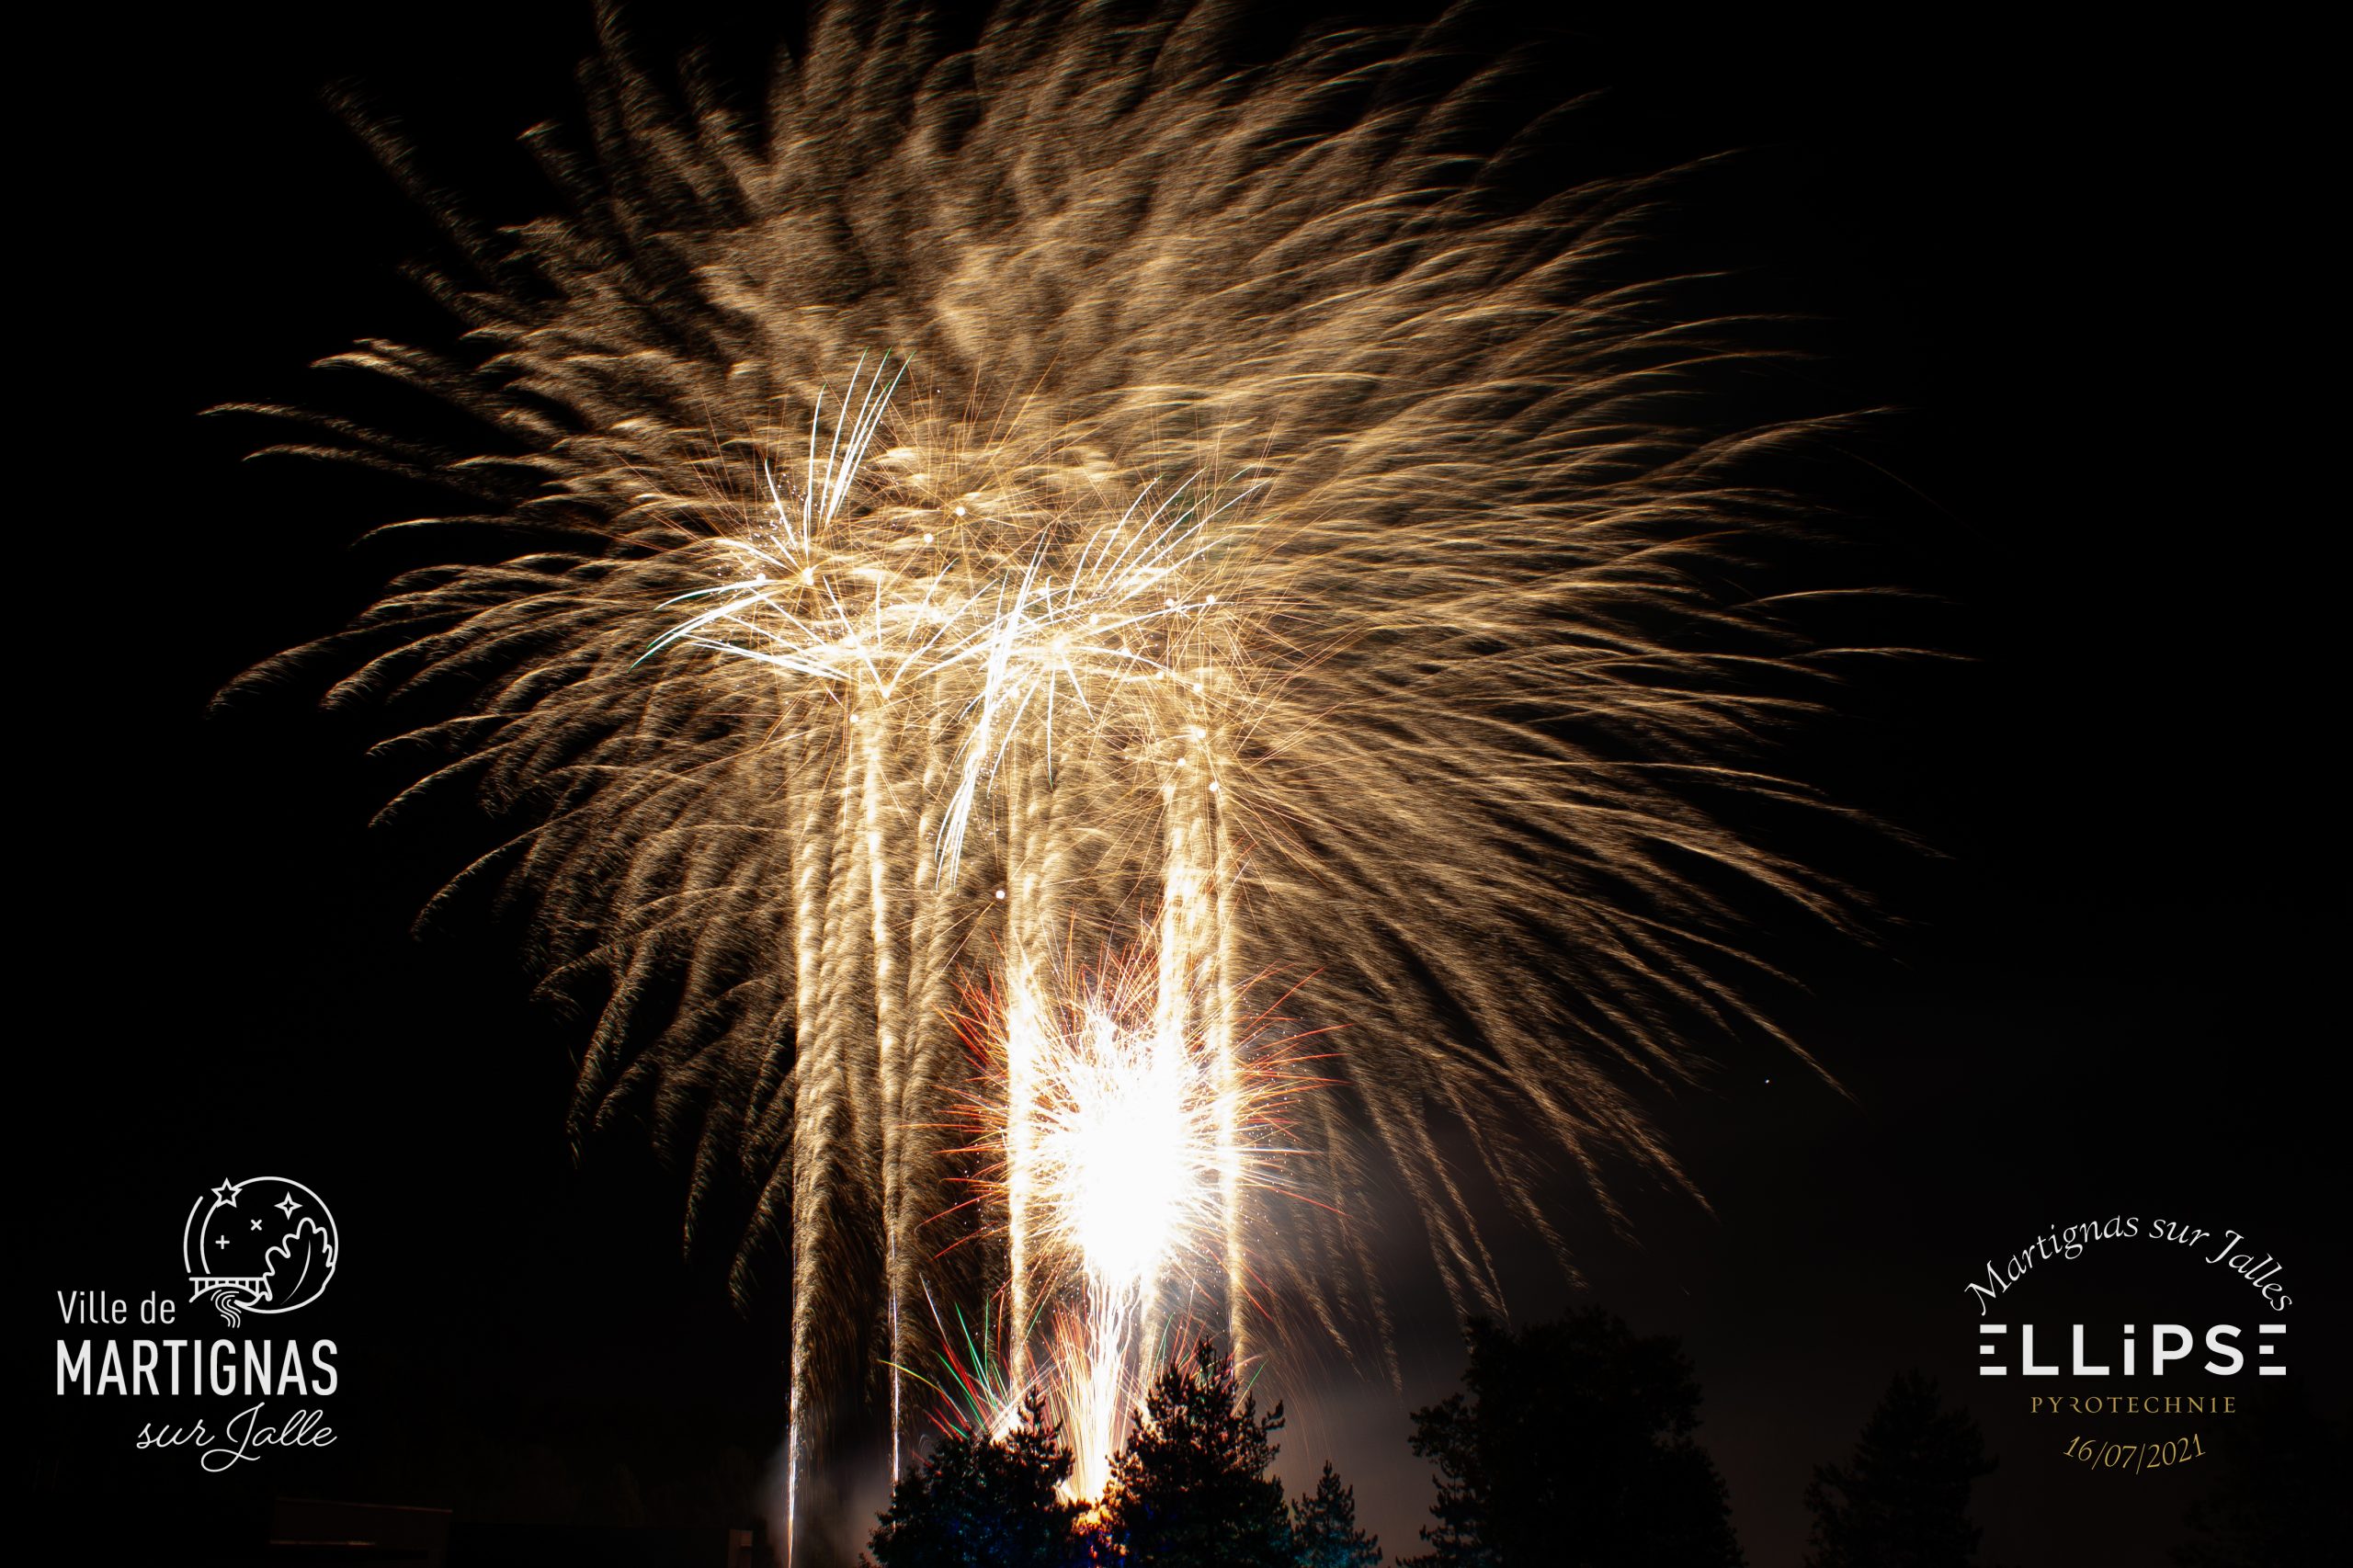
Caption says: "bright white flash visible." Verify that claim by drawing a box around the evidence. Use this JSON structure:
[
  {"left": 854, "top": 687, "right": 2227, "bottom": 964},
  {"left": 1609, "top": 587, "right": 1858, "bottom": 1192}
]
[{"left": 1035, "top": 1012, "right": 1217, "bottom": 1290}]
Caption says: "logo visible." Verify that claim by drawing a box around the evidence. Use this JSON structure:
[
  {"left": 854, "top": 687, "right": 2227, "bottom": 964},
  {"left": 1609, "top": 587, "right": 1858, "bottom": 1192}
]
[
  {"left": 181, "top": 1176, "right": 338, "bottom": 1325},
  {"left": 1957, "top": 1213, "right": 2296, "bottom": 1478}
]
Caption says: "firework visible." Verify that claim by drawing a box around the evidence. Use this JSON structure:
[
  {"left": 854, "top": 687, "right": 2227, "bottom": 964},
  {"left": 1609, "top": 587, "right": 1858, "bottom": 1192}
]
[
  {"left": 951, "top": 942, "right": 1323, "bottom": 1494},
  {"left": 227, "top": 0, "right": 1870, "bottom": 1543}
]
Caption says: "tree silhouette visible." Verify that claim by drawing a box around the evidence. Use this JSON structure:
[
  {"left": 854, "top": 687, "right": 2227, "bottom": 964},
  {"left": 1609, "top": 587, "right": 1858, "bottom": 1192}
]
[
  {"left": 1293, "top": 1460, "right": 1383, "bottom": 1566},
  {"left": 1803, "top": 1371, "right": 1995, "bottom": 1568},
  {"left": 1101, "top": 1340, "right": 1293, "bottom": 1568},
  {"left": 1406, "top": 1309, "right": 1744, "bottom": 1568},
  {"left": 868, "top": 1394, "right": 1084, "bottom": 1568}
]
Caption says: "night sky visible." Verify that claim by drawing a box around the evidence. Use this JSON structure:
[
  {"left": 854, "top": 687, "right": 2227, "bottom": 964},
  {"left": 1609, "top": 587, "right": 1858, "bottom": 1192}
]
[{"left": 30, "top": 6, "right": 2341, "bottom": 1564}]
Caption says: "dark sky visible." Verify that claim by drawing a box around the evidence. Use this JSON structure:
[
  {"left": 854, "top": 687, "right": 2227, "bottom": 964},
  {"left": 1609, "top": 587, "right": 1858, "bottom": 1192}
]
[{"left": 28, "top": 6, "right": 2340, "bottom": 1565}]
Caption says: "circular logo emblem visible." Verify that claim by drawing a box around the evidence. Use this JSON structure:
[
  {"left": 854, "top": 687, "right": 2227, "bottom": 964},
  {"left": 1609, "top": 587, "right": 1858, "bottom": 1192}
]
[{"left": 182, "top": 1176, "right": 339, "bottom": 1324}]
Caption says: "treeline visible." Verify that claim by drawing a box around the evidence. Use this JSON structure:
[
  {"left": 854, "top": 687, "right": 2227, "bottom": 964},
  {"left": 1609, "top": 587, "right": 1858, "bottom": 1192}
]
[
  {"left": 862, "top": 1306, "right": 2025, "bottom": 1568},
  {"left": 866, "top": 1341, "right": 1353, "bottom": 1568}
]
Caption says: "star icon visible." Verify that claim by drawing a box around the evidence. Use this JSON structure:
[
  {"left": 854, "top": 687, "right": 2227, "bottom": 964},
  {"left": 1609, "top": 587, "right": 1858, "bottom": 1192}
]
[
  {"left": 215, "top": 1234, "right": 230, "bottom": 1249},
  {"left": 276, "top": 1193, "right": 301, "bottom": 1219},
  {"left": 211, "top": 1178, "right": 240, "bottom": 1207},
  {"left": 250, "top": 1218, "right": 264, "bottom": 1232}
]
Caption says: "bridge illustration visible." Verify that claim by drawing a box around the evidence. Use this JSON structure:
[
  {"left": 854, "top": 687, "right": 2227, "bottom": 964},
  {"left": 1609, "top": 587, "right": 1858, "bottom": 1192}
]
[{"left": 191, "top": 1276, "right": 272, "bottom": 1302}]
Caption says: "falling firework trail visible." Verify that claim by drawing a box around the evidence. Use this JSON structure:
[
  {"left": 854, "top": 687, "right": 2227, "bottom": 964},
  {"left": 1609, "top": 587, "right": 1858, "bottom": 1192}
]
[{"left": 225, "top": 0, "right": 1889, "bottom": 1537}]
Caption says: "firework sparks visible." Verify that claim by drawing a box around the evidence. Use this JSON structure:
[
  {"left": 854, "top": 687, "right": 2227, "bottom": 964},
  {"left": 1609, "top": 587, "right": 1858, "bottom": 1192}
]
[
  {"left": 952, "top": 942, "right": 1320, "bottom": 1494},
  {"left": 633, "top": 358, "right": 1271, "bottom": 1476},
  {"left": 227, "top": 1, "right": 1875, "bottom": 1548}
]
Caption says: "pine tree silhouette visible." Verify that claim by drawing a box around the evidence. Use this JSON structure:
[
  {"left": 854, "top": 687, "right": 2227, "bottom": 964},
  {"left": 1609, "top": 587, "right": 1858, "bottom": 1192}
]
[
  {"left": 1102, "top": 1340, "right": 1293, "bottom": 1568},
  {"left": 868, "top": 1393, "right": 1084, "bottom": 1568},
  {"left": 1407, "top": 1309, "right": 1743, "bottom": 1568},
  {"left": 1804, "top": 1371, "right": 1995, "bottom": 1568},
  {"left": 1293, "top": 1460, "right": 1384, "bottom": 1567}
]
